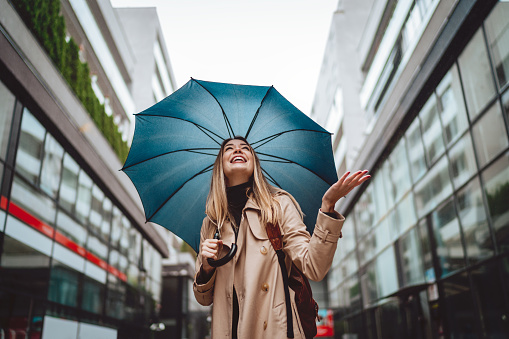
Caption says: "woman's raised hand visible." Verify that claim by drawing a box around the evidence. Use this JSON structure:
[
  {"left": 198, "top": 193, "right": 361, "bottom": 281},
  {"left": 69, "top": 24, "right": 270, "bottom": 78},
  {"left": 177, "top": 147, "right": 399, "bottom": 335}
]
[
  {"left": 201, "top": 238, "right": 223, "bottom": 274},
  {"left": 321, "top": 170, "right": 371, "bottom": 213}
]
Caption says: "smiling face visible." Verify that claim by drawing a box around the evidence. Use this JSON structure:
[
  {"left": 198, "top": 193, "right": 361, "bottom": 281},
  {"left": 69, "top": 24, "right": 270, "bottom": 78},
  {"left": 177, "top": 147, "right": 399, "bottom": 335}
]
[{"left": 222, "top": 138, "right": 254, "bottom": 186}]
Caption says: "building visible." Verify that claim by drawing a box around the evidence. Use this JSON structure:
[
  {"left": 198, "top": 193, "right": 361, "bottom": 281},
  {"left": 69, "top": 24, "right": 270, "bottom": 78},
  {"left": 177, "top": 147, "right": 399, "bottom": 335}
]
[
  {"left": 0, "top": 0, "right": 177, "bottom": 338},
  {"left": 312, "top": 0, "right": 509, "bottom": 338}
]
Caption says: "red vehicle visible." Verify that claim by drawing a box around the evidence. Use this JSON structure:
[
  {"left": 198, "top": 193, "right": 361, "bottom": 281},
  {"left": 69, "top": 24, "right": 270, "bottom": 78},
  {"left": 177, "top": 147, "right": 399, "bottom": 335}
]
[{"left": 316, "top": 309, "right": 334, "bottom": 338}]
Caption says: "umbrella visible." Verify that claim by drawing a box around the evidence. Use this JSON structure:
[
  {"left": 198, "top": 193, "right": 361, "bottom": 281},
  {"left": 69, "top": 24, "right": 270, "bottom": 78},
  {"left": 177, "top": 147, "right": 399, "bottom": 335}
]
[{"left": 121, "top": 78, "right": 337, "bottom": 253}]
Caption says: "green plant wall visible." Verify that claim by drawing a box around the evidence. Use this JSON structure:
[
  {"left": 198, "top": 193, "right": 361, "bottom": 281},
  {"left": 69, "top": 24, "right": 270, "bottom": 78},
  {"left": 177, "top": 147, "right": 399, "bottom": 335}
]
[{"left": 11, "top": 0, "right": 129, "bottom": 162}]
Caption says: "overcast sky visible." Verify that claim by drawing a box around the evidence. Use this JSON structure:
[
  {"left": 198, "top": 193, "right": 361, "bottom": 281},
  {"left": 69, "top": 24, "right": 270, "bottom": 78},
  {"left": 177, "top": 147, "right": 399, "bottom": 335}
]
[{"left": 110, "top": 0, "right": 337, "bottom": 114}]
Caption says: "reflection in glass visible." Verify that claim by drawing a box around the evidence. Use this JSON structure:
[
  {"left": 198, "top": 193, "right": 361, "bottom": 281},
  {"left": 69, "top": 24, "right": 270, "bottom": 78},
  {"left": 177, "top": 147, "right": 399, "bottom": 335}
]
[
  {"left": 472, "top": 102, "right": 508, "bottom": 168},
  {"left": 458, "top": 29, "right": 497, "bottom": 120},
  {"left": 418, "top": 218, "right": 434, "bottom": 282},
  {"left": 399, "top": 227, "right": 425, "bottom": 286},
  {"left": 75, "top": 171, "right": 92, "bottom": 224},
  {"left": 111, "top": 206, "right": 122, "bottom": 248},
  {"left": 504, "top": 89, "right": 509, "bottom": 124},
  {"left": 375, "top": 246, "right": 398, "bottom": 298},
  {"left": 361, "top": 261, "right": 378, "bottom": 305},
  {"left": 40, "top": 134, "right": 64, "bottom": 198},
  {"left": 390, "top": 192, "right": 417, "bottom": 239},
  {"left": 55, "top": 210, "right": 87, "bottom": 247},
  {"left": 420, "top": 95, "right": 445, "bottom": 164},
  {"left": 0, "top": 81, "right": 15, "bottom": 159},
  {"left": 86, "top": 235, "right": 108, "bottom": 261},
  {"left": 437, "top": 65, "right": 469, "bottom": 146},
  {"left": 11, "top": 176, "right": 56, "bottom": 226},
  {"left": 372, "top": 168, "right": 389, "bottom": 223},
  {"left": 59, "top": 154, "right": 79, "bottom": 213},
  {"left": 106, "top": 276, "right": 126, "bottom": 320},
  {"left": 482, "top": 152, "right": 509, "bottom": 253},
  {"left": 48, "top": 262, "right": 79, "bottom": 307},
  {"left": 101, "top": 198, "right": 112, "bottom": 240},
  {"left": 359, "top": 229, "right": 376, "bottom": 266},
  {"left": 457, "top": 178, "right": 493, "bottom": 262},
  {"left": 449, "top": 132, "right": 478, "bottom": 189},
  {"left": 406, "top": 118, "right": 427, "bottom": 182},
  {"left": 121, "top": 216, "right": 132, "bottom": 257},
  {"left": 0, "top": 235, "right": 50, "bottom": 297},
  {"left": 127, "top": 263, "right": 139, "bottom": 287},
  {"left": 81, "top": 277, "right": 104, "bottom": 314},
  {"left": 388, "top": 139, "right": 412, "bottom": 202},
  {"left": 431, "top": 199, "right": 466, "bottom": 277},
  {"left": 441, "top": 272, "right": 476, "bottom": 337},
  {"left": 374, "top": 218, "right": 391, "bottom": 254},
  {"left": 470, "top": 260, "right": 509, "bottom": 338},
  {"left": 15, "top": 109, "right": 45, "bottom": 184},
  {"left": 484, "top": 2, "right": 509, "bottom": 89},
  {"left": 89, "top": 185, "right": 104, "bottom": 232},
  {"left": 354, "top": 185, "right": 375, "bottom": 239},
  {"left": 414, "top": 156, "right": 453, "bottom": 217}
]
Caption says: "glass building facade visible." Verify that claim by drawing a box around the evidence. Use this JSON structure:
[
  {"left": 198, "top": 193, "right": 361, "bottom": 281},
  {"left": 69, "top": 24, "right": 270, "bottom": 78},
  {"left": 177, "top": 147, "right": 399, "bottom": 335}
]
[
  {"left": 326, "top": 1, "right": 509, "bottom": 338},
  {"left": 0, "top": 80, "right": 163, "bottom": 338}
]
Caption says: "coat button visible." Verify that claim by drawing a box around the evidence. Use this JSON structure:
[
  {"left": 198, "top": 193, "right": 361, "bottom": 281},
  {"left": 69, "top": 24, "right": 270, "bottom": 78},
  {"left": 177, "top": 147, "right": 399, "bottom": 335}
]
[
  {"left": 263, "top": 321, "right": 267, "bottom": 330},
  {"left": 260, "top": 246, "right": 267, "bottom": 255},
  {"left": 261, "top": 283, "right": 269, "bottom": 292}
]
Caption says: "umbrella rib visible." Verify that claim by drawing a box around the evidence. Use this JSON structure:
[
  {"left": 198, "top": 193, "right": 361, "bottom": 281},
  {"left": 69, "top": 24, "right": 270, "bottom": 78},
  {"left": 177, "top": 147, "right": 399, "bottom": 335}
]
[
  {"left": 135, "top": 114, "right": 224, "bottom": 145},
  {"left": 251, "top": 129, "right": 331, "bottom": 150},
  {"left": 261, "top": 168, "right": 281, "bottom": 188},
  {"left": 121, "top": 148, "right": 218, "bottom": 170},
  {"left": 256, "top": 151, "right": 335, "bottom": 186},
  {"left": 193, "top": 79, "right": 235, "bottom": 138},
  {"left": 244, "top": 86, "right": 273, "bottom": 139},
  {"left": 146, "top": 164, "right": 214, "bottom": 222}
]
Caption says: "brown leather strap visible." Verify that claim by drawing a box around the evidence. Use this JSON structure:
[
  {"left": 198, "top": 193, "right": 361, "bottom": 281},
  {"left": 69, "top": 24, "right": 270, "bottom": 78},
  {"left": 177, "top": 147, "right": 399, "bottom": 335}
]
[
  {"left": 265, "top": 222, "right": 294, "bottom": 338},
  {"left": 266, "top": 222, "right": 283, "bottom": 251}
]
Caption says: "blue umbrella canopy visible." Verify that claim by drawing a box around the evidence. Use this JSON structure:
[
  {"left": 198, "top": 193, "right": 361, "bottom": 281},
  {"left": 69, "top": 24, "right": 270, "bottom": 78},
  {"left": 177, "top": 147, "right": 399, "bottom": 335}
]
[{"left": 122, "top": 79, "right": 337, "bottom": 252}]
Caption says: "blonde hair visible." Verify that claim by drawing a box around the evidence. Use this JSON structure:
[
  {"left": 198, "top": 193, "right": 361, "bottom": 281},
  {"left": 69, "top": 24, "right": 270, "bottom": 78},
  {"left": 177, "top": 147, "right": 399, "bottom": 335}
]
[{"left": 205, "top": 137, "right": 301, "bottom": 231}]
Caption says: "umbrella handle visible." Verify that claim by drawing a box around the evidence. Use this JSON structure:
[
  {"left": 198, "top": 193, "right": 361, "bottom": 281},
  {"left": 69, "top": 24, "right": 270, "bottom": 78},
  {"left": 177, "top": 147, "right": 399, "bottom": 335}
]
[{"left": 207, "top": 230, "right": 237, "bottom": 267}]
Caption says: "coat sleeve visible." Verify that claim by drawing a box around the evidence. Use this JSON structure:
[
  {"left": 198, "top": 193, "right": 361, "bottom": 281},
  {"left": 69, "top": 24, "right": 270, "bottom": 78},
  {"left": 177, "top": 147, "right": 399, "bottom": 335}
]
[
  {"left": 193, "top": 218, "right": 216, "bottom": 306},
  {"left": 278, "top": 194, "right": 345, "bottom": 282}
]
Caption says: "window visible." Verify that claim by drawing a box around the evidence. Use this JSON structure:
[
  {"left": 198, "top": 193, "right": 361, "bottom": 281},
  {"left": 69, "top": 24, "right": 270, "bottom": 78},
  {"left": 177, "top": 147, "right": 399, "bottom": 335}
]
[
  {"left": 48, "top": 261, "right": 79, "bottom": 307},
  {"left": 456, "top": 178, "right": 493, "bottom": 262},
  {"left": 471, "top": 102, "right": 508, "bottom": 168},
  {"left": 458, "top": 29, "right": 497, "bottom": 120},
  {"left": 441, "top": 272, "right": 476, "bottom": 337},
  {"left": 420, "top": 95, "right": 445, "bottom": 164},
  {"left": 40, "top": 134, "right": 64, "bottom": 198},
  {"left": 15, "top": 109, "right": 45, "bottom": 185},
  {"left": 387, "top": 138, "right": 412, "bottom": 201},
  {"left": 59, "top": 154, "right": 79, "bottom": 213},
  {"left": 448, "top": 132, "right": 478, "bottom": 189},
  {"left": 75, "top": 171, "right": 92, "bottom": 224},
  {"left": 484, "top": 2, "right": 509, "bottom": 90},
  {"left": 431, "top": 198, "right": 466, "bottom": 277},
  {"left": 55, "top": 210, "right": 87, "bottom": 247},
  {"left": 0, "top": 81, "right": 15, "bottom": 159},
  {"left": 482, "top": 152, "right": 509, "bottom": 253},
  {"left": 414, "top": 156, "right": 453, "bottom": 217},
  {"left": 399, "top": 227, "right": 425, "bottom": 286},
  {"left": 437, "top": 65, "right": 469, "bottom": 146},
  {"left": 89, "top": 185, "right": 104, "bottom": 233},
  {"left": 406, "top": 118, "right": 427, "bottom": 182}
]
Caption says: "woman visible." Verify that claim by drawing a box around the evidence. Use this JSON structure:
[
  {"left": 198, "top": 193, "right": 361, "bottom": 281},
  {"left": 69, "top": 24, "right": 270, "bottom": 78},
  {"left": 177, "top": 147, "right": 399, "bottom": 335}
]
[{"left": 194, "top": 136, "right": 370, "bottom": 339}]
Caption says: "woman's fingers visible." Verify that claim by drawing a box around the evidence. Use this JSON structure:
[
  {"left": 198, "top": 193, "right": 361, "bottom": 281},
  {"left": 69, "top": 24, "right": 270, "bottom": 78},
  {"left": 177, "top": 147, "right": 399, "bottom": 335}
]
[{"left": 201, "top": 239, "right": 223, "bottom": 260}]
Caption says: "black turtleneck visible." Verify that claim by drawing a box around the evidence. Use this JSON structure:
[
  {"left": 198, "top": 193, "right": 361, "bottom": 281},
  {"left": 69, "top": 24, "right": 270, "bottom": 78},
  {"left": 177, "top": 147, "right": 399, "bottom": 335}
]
[
  {"left": 226, "top": 180, "right": 252, "bottom": 228},
  {"left": 226, "top": 179, "right": 252, "bottom": 339}
]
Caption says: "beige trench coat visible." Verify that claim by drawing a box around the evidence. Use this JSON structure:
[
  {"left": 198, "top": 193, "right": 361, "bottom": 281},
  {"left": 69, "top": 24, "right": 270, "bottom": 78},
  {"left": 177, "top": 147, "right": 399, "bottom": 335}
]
[{"left": 193, "top": 193, "right": 345, "bottom": 339}]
